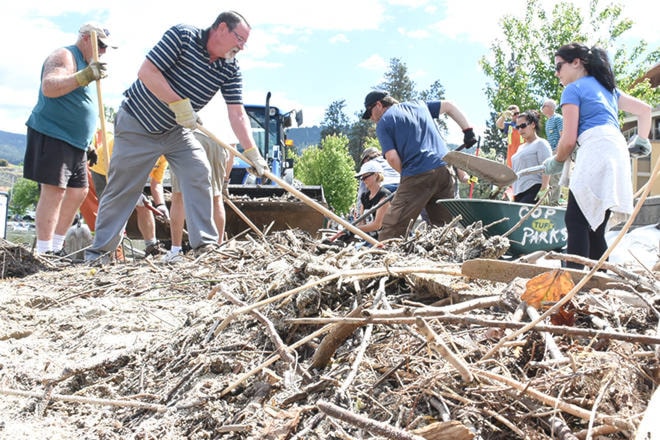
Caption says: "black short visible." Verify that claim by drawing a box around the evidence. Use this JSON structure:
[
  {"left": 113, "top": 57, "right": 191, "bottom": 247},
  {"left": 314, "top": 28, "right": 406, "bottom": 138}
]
[{"left": 23, "top": 127, "right": 88, "bottom": 188}]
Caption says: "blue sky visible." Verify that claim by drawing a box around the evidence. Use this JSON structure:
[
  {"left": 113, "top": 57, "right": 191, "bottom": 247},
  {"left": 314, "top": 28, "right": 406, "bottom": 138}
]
[{"left": 1, "top": 0, "right": 656, "bottom": 145}]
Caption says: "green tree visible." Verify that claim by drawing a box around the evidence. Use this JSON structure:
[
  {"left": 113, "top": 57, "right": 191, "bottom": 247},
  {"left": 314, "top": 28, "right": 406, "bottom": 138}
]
[
  {"left": 378, "top": 58, "right": 417, "bottom": 102},
  {"left": 294, "top": 135, "right": 357, "bottom": 215},
  {"left": 320, "top": 100, "right": 351, "bottom": 140},
  {"left": 347, "top": 114, "right": 376, "bottom": 168},
  {"left": 419, "top": 80, "right": 449, "bottom": 135},
  {"left": 104, "top": 105, "right": 117, "bottom": 124},
  {"left": 481, "top": 111, "right": 507, "bottom": 160},
  {"left": 0, "top": 158, "right": 8, "bottom": 167},
  {"left": 10, "top": 178, "right": 39, "bottom": 215},
  {"left": 480, "top": 0, "right": 659, "bottom": 124}
]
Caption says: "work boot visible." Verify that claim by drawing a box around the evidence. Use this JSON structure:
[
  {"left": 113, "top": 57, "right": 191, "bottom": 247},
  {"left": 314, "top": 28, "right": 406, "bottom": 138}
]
[{"left": 144, "top": 241, "right": 167, "bottom": 257}]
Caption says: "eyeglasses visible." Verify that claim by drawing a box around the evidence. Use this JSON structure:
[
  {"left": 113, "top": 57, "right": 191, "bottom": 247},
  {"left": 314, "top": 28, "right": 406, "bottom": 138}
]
[
  {"left": 360, "top": 173, "right": 374, "bottom": 181},
  {"left": 230, "top": 29, "right": 247, "bottom": 45},
  {"left": 97, "top": 39, "right": 107, "bottom": 50},
  {"left": 555, "top": 61, "right": 567, "bottom": 72},
  {"left": 517, "top": 122, "right": 530, "bottom": 130}
]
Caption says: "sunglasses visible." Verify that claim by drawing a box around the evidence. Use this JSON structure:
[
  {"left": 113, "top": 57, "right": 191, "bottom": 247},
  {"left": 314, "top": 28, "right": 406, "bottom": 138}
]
[
  {"left": 360, "top": 173, "right": 374, "bottom": 181},
  {"left": 517, "top": 122, "right": 530, "bottom": 130},
  {"left": 97, "top": 39, "right": 108, "bottom": 50},
  {"left": 555, "top": 61, "right": 567, "bottom": 72}
]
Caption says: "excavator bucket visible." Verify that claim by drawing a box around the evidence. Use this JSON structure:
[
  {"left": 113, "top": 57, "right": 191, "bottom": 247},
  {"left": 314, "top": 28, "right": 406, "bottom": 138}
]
[
  {"left": 224, "top": 184, "right": 326, "bottom": 237},
  {"left": 124, "top": 184, "right": 327, "bottom": 241}
]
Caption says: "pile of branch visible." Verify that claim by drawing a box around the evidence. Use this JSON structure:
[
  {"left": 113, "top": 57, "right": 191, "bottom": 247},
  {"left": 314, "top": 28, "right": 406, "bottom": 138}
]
[{"left": 0, "top": 225, "right": 657, "bottom": 439}]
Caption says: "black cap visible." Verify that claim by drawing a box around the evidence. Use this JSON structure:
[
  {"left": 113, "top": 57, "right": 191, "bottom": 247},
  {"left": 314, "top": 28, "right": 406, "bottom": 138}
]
[{"left": 362, "top": 90, "right": 389, "bottom": 120}]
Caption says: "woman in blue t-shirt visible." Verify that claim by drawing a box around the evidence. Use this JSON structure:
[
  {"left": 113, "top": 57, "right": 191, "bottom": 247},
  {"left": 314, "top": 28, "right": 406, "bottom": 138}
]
[{"left": 542, "top": 43, "right": 652, "bottom": 269}]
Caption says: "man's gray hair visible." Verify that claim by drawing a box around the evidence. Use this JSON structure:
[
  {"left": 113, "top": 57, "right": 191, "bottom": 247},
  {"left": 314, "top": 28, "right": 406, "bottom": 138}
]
[{"left": 542, "top": 99, "right": 557, "bottom": 110}]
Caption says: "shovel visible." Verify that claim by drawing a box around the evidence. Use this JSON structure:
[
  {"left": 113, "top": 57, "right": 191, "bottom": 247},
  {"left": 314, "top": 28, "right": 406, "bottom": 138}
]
[
  {"left": 90, "top": 31, "right": 111, "bottom": 182},
  {"left": 443, "top": 150, "right": 517, "bottom": 187},
  {"left": 516, "top": 164, "right": 545, "bottom": 178}
]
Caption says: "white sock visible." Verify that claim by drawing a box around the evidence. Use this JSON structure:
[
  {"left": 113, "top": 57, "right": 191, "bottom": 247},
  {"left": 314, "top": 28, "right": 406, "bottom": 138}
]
[
  {"left": 36, "top": 240, "right": 52, "bottom": 254},
  {"left": 52, "top": 234, "right": 66, "bottom": 252},
  {"left": 144, "top": 239, "right": 157, "bottom": 247},
  {"left": 170, "top": 245, "right": 182, "bottom": 254}
]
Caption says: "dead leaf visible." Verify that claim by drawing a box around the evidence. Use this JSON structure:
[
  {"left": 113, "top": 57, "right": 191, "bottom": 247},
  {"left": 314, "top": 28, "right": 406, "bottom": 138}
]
[
  {"left": 550, "top": 305, "right": 576, "bottom": 326},
  {"left": 521, "top": 269, "right": 574, "bottom": 310}
]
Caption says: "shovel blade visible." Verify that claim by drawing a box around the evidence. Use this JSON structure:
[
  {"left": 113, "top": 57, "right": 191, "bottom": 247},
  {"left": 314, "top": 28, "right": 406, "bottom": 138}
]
[{"left": 443, "top": 151, "right": 517, "bottom": 187}]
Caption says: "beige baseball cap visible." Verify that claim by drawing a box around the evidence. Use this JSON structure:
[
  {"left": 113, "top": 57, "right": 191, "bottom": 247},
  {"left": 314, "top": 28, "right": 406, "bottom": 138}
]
[{"left": 79, "top": 22, "right": 117, "bottom": 49}]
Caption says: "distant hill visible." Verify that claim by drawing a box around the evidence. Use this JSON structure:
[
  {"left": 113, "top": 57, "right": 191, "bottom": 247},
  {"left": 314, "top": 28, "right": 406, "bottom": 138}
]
[
  {"left": 287, "top": 126, "right": 321, "bottom": 153},
  {"left": 0, "top": 130, "right": 26, "bottom": 165}
]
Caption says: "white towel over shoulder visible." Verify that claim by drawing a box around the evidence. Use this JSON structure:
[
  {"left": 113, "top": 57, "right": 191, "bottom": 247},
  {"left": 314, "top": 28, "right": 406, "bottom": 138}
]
[{"left": 570, "top": 125, "right": 633, "bottom": 230}]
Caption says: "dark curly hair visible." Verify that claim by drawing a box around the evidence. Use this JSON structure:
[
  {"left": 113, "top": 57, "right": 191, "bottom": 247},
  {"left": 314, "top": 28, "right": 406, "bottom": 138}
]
[{"left": 518, "top": 110, "right": 541, "bottom": 134}]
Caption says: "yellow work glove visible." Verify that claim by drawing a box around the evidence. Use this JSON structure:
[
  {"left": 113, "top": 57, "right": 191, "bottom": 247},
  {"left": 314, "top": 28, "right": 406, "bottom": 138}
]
[
  {"left": 536, "top": 187, "right": 549, "bottom": 201},
  {"left": 168, "top": 98, "right": 198, "bottom": 129},
  {"left": 74, "top": 61, "right": 107, "bottom": 87},
  {"left": 502, "top": 110, "right": 512, "bottom": 120},
  {"left": 243, "top": 147, "right": 269, "bottom": 177},
  {"left": 467, "top": 175, "right": 478, "bottom": 185}
]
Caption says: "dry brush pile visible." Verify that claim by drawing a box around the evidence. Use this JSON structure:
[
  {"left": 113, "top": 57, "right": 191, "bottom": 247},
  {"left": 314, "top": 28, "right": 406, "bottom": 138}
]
[{"left": 0, "top": 222, "right": 658, "bottom": 440}]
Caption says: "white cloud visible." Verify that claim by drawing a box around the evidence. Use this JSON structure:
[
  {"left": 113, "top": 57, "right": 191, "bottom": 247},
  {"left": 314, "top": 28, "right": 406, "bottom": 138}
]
[
  {"left": 359, "top": 54, "right": 388, "bottom": 71},
  {"left": 398, "top": 27, "right": 431, "bottom": 39},
  {"left": 330, "top": 34, "right": 350, "bottom": 44}
]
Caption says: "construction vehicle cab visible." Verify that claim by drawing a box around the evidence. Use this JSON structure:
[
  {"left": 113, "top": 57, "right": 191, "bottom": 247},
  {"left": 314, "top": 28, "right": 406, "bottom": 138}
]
[{"left": 224, "top": 92, "right": 326, "bottom": 236}]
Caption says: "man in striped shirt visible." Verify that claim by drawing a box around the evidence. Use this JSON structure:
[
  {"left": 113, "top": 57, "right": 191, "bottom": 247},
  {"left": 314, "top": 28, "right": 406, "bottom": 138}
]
[{"left": 86, "top": 11, "right": 267, "bottom": 263}]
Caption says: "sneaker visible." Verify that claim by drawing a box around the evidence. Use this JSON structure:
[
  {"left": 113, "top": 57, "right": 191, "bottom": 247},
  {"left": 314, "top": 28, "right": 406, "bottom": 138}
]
[
  {"left": 40, "top": 248, "right": 72, "bottom": 262},
  {"left": 161, "top": 250, "right": 184, "bottom": 264},
  {"left": 192, "top": 243, "right": 219, "bottom": 257},
  {"left": 144, "top": 241, "right": 167, "bottom": 257}
]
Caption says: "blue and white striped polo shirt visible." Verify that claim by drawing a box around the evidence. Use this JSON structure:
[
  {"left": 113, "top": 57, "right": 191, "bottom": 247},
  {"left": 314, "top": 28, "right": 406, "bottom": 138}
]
[{"left": 123, "top": 24, "right": 243, "bottom": 133}]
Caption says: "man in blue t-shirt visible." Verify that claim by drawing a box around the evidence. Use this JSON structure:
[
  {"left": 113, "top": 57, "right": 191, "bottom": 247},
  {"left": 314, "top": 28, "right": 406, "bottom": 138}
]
[{"left": 361, "top": 90, "right": 477, "bottom": 240}]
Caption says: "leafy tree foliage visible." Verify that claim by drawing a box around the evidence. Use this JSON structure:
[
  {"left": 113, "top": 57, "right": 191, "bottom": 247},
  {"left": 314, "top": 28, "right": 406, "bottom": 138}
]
[
  {"left": 10, "top": 178, "right": 38, "bottom": 215},
  {"left": 480, "top": 0, "right": 659, "bottom": 127},
  {"left": 481, "top": 111, "right": 508, "bottom": 160},
  {"left": 378, "top": 58, "right": 417, "bottom": 102},
  {"left": 0, "top": 158, "right": 8, "bottom": 167},
  {"left": 320, "top": 100, "right": 350, "bottom": 140},
  {"left": 347, "top": 117, "right": 376, "bottom": 168},
  {"left": 293, "top": 135, "right": 357, "bottom": 215}
]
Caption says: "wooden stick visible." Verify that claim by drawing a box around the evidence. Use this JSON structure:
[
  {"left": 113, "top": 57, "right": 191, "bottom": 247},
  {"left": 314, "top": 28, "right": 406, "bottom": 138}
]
[
  {"left": 219, "top": 324, "right": 332, "bottom": 397},
  {"left": 475, "top": 369, "right": 635, "bottom": 431},
  {"left": 415, "top": 317, "right": 474, "bottom": 383},
  {"left": 90, "top": 31, "right": 110, "bottom": 182},
  {"left": 284, "top": 313, "right": 660, "bottom": 345},
  {"left": 317, "top": 400, "right": 426, "bottom": 440},
  {"left": 0, "top": 387, "right": 166, "bottom": 412},
  {"left": 197, "top": 125, "right": 380, "bottom": 246},
  {"left": 221, "top": 289, "right": 310, "bottom": 380},
  {"left": 525, "top": 305, "right": 566, "bottom": 361},
  {"left": 224, "top": 197, "right": 265, "bottom": 238},
  {"left": 311, "top": 306, "right": 365, "bottom": 369},
  {"left": 213, "top": 265, "right": 460, "bottom": 334}
]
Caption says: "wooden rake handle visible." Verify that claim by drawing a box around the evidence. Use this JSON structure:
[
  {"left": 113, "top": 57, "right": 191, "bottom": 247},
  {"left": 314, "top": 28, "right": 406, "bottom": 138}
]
[{"left": 197, "top": 126, "right": 380, "bottom": 246}]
